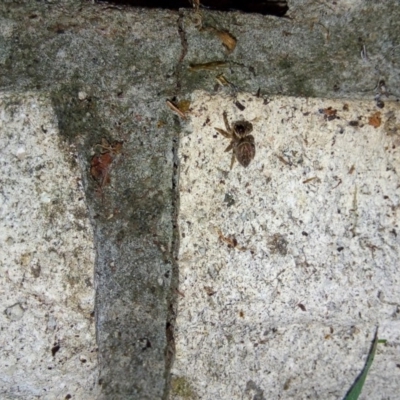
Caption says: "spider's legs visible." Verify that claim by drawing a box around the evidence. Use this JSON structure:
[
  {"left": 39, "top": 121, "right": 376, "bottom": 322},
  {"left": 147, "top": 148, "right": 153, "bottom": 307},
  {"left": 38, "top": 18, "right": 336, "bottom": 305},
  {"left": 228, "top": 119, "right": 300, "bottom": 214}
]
[
  {"left": 215, "top": 128, "right": 231, "bottom": 138},
  {"left": 224, "top": 141, "right": 234, "bottom": 152},
  {"left": 223, "top": 111, "right": 231, "bottom": 133},
  {"left": 230, "top": 152, "right": 236, "bottom": 169}
]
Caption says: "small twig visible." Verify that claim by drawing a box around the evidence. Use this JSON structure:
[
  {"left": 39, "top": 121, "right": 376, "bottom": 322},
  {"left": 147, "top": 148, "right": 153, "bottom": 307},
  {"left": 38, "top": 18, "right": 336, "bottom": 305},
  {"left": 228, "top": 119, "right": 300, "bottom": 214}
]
[
  {"left": 166, "top": 100, "right": 187, "bottom": 120},
  {"left": 216, "top": 228, "right": 247, "bottom": 251}
]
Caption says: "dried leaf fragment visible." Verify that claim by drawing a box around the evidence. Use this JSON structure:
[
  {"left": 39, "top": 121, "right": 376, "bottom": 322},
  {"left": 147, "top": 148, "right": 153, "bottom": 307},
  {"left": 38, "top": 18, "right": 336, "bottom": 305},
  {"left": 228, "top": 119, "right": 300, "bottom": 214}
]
[
  {"left": 204, "top": 286, "right": 216, "bottom": 296},
  {"left": 96, "top": 138, "right": 123, "bottom": 155},
  {"left": 215, "top": 74, "right": 238, "bottom": 92},
  {"left": 188, "top": 61, "right": 227, "bottom": 71},
  {"left": 199, "top": 25, "right": 237, "bottom": 52},
  {"left": 320, "top": 106, "right": 338, "bottom": 121},
  {"left": 90, "top": 152, "right": 113, "bottom": 186},
  {"left": 297, "top": 303, "right": 306, "bottom": 311},
  {"left": 216, "top": 228, "right": 247, "bottom": 251},
  {"left": 90, "top": 138, "right": 123, "bottom": 189},
  {"left": 303, "top": 176, "right": 318, "bottom": 184},
  {"left": 214, "top": 29, "right": 237, "bottom": 52},
  {"left": 215, "top": 74, "right": 230, "bottom": 86},
  {"left": 368, "top": 111, "right": 382, "bottom": 128},
  {"left": 234, "top": 101, "right": 245, "bottom": 111},
  {"left": 166, "top": 100, "right": 187, "bottom": 120},
  {"left": 177, "top": 99, "right": 191, "bottom": 114}
]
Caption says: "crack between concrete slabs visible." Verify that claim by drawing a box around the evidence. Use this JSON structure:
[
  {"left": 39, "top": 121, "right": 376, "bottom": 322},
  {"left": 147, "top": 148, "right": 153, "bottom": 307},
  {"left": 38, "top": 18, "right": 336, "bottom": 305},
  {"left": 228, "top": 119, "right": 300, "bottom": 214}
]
[
  {"left": 163, "top": 11, "right": 188, "bottom": 399},
  {"left": 175, "top": 10, "right": 188, "bottom": 94}
]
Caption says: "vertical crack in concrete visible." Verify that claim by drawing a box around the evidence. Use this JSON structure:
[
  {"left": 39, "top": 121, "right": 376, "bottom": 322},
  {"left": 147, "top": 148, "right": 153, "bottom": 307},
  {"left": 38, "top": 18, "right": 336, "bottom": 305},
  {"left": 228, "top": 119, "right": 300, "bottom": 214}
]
[
  {"left": 175, "top": 10, "right": 188, "bottom": 93},
  {"left": 163, "top": 12, "right": 188, "bottom": 399},
  {"left": 163, "top": 128, "right": 181, "bottom": 400}
]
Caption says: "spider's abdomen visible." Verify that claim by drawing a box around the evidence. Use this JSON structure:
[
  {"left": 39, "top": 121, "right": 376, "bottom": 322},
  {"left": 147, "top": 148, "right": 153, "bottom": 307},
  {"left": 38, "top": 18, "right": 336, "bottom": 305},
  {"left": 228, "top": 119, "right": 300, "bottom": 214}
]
[{"left": 235, "top": 135, "right": 256, "bottom": 167}]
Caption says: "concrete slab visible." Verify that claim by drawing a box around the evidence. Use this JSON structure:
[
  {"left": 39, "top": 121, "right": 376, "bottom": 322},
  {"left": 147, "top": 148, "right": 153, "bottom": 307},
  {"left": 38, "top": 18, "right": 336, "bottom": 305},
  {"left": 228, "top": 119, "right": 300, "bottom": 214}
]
[
  {"left": 1, "top": 1, "right": 400, "bottom": 398},
  {"left": 171, "top": 91, "right": 400, "bottom": 399},
  {"left": 0, "top": 93, "right": 98, "bottom": 399}
]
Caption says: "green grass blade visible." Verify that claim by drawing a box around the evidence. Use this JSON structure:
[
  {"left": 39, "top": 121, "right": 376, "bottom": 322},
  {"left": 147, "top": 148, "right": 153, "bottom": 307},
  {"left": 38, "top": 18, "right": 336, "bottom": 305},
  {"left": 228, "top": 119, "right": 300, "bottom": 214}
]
[{"left": 343, "top": 328, "right": 379, "bottom": 400}]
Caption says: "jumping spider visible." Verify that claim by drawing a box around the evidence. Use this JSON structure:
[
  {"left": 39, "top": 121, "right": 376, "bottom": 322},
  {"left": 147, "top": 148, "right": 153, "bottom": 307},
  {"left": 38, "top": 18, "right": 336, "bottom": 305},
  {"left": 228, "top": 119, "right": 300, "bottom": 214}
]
[{"left": 215, "top": 111, "right": 255, "bottom": 168}]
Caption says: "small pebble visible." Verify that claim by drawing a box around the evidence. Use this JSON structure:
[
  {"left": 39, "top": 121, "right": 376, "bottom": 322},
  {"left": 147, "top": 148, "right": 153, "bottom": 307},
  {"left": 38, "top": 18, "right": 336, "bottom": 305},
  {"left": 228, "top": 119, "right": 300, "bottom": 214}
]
[
  {"left": 78, "top": 91, "right": 87, "bottom": 101},
  {"left": 16, "top": 147, "right": 26, "bottom": 160}
]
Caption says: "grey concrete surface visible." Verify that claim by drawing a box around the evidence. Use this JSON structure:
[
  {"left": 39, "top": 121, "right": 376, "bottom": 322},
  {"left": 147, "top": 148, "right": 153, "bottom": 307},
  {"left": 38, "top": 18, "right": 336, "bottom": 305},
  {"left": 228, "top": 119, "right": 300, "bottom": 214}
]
[
  {"left": 0, "top": 0, "right": 399, "bottom": 398},
  {"left": 0, "top": 92, "right": 98, "bottom": 399},
  {"left": 173, "top": 92, "right": 400, "bottom": 399}
]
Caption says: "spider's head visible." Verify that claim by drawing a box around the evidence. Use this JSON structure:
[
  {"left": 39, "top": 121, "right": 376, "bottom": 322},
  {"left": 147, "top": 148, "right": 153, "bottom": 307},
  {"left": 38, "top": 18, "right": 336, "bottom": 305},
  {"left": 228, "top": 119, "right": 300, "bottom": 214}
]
[{"left": 233, "top": 121, "right": 253, "bottom": 138}]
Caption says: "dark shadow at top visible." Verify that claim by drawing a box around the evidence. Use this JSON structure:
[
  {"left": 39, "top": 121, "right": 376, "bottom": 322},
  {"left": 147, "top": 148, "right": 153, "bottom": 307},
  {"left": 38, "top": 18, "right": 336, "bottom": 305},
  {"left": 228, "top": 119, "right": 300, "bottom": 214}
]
[{"left": 96, "top": 0, "right": 289, "bottom": 16}]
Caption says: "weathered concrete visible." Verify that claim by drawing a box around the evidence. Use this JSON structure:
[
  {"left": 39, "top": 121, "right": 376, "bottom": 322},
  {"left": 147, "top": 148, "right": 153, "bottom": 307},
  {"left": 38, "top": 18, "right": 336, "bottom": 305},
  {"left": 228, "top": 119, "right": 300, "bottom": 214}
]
[
  {"left": 0, "top": 0, "right": 399, "bottom": 398},
  {"left": 1, "top": 3, "right": 182, "bottom": 397},
  {"left": 0, "top": 92, "right": 98, "bottom": 399},
  {"left": 173, "top": 92, "right": 400, "bottom": 399}
]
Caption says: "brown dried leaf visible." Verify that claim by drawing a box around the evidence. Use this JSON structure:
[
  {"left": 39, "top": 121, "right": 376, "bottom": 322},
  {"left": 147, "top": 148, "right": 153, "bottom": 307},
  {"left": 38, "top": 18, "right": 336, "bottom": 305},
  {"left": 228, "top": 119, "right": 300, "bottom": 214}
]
[
  {"left": 216, "top": 228, "right": 247, "bottom": 251},
  {"left": 320, "top": 106, "right": 338, "bottom": 120},
  {"left": 177, "top": 99, "right": 191, "bottom": 113},
  {"left": 214, "top": 30, "right": 237, "bottom": 52},
  {"left": 90, "top": 152, "right": 113, "bottom": 186},
  {"left": 368, "top": 111, "right": 382, "bottom": 128},
  {"left": 188, "top": 61, "right": 227, "bottom": 71}
]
